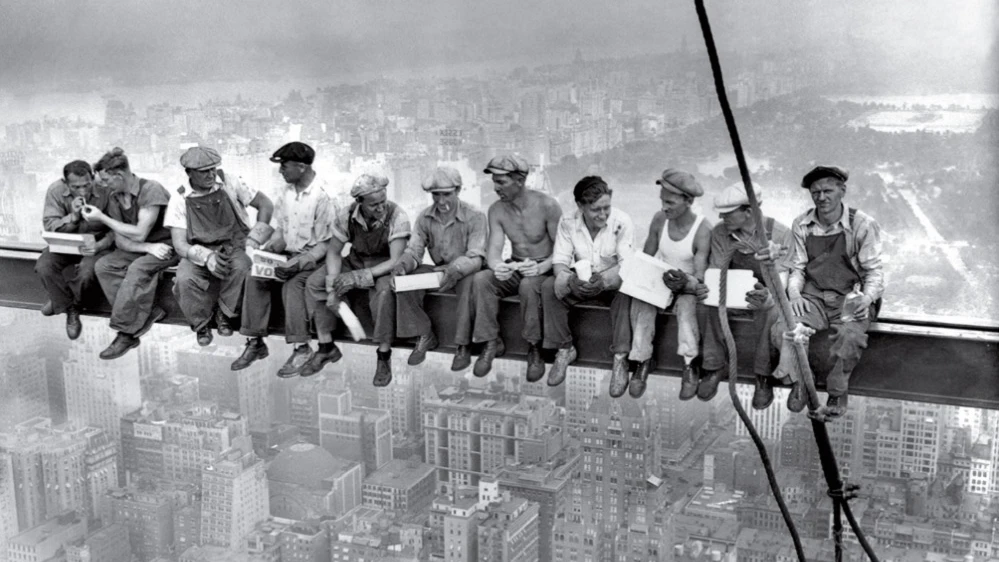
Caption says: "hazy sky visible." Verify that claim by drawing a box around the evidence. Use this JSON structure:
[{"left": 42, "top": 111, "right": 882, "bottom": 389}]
[{"left": 0, "top": 0, "right": 995, "bottom": 89}]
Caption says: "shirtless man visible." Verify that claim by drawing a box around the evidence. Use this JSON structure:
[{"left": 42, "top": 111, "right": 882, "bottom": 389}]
[{"left": 469, "top": 155, "right": 562, "bottom": 380}]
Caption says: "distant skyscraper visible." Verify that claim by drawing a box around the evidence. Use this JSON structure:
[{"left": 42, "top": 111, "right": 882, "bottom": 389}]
[
  {"left": 63, "top": 330, "right": 141, "bottom": 443},
  {"left": 0, "top": 353, "right": 49, "bottom": 432},
  {"left": 377, "top": 368, "right": 421, "bottom": 437},
  {"left": 266, "top": 442, "right": 362, "bottom": 520},
  {"left": 564, "top": 366, "right": 607, "bottom": 433},
  {"left": 900, "top": 402, "right": 943, "bottom": 479},
  {"left": 317, "top": 382, "right": 392, "bottom": 476},
  {"left": 645, "top": 377, "right": 709, "bottom": 469},
  {"left": 735, "top": 383, "right": 788, "bottom": 442},
  {"left": 106, "top": 487, "right": 176, "bottom": 562},
  {"left": 497, "top": 458, "right": 576, "bottom": 562},
  {"left": 476, "top": 496, "right": 540, "bottom": 562},
  {"left": 176, "top": 346, "right": 272, "bottom": 432},
  {"left": 361, "top": 458, "right": 436, "bottom": 514},
  {"left": 0, "top": 453, "right": 17, "bottom": 562},
  {"left": 65, "top": 523, "right": 132, "bottom": 562},
  {"left": 6, "top": 511, "right": 86, "bottom": 562},
  {"left": 199, "top": 446, "right": 269, "bottom": 550}
]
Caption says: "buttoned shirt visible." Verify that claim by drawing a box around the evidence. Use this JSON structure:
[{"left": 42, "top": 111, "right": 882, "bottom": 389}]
[
  {"left": 403, "top": 200, "right": 486, "bottom": 275},
  {"left": 271, "top": 177, "right": 337, "bottom": 255},
  {"left": 163, "top": 171, "right": 258, "bottom": 230},
  {"left": 330, "top": 201, "right": 411, "bottom": 245},
  {"left": 41, "top": 179, "right": 111, "bottom": 235},
  {"left": 552, "top": 207, "right": 635, "bottom": 275},
  {"left": 708, "top": 215, "right": 793, "bottom": 273},
  {"left": 787, "top": 203, "right": 885, "bottom": 301}
]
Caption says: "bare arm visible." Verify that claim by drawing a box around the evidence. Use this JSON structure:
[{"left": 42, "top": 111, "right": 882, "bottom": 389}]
[
  {"left": 643, "top": 212, "right": 665, "bottom": 256},
  {"left": 485, "top": 205, "right": 507, "bottom": 271},
  {"left": 96, "top": 206, "right": 162, "bottom": 241},
  {"left": 114, "top": 235, "right": 149, "bottom": 253},
  {"left": 691, "top": 220, "right": 712, "bottom": 282},
  {"left": 170, "top": 228, "right": 191, "bottom": 260},
  {"left": 324, "top": 237, "right": 347, "bottom": 290},
  {"left": 249, "top": 192, "right": 274, "bottom": 224},
  {"left": 535, "top": 199, "right": 563, "bottom": 274},
  {"left": 369, "top": 238, "right": 408, "bottom": 278}
]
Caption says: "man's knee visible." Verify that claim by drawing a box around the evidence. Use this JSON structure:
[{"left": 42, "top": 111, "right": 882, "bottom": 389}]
[
  {"left": 518, "top": 275, "right": 544, "bottom": 301},
  {"left": 472, "top": 269, "right": 496, "bottom": 291},
  {"left": 34, "top": 254, "right": 63, "bottom": 278},
  {"left": 539, "top": 276, "right": 557, "bottom": 302},
  {"left": 305, "top": 270, "right": 325, "bottom": 300}
]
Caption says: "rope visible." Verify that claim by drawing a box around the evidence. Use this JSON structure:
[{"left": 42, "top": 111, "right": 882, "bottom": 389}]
[{"left": 692, "top": 1, "right": 881, "bottom": 561}]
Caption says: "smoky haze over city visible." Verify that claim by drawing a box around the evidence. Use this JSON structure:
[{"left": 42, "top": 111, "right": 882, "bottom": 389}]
[{"left": 0, "top": 1, "right": 998, "bottom": 562}]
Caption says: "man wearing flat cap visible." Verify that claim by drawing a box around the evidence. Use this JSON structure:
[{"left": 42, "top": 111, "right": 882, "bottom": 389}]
[
  {"left": 626, "top": 168, "right": 712, "bottom": 399},
  {"left": 771, "top": 166, "right": 884, "bottom": 419},
  {"left": 305, "top": 172, "right": 410, "bottom": 386},
  {"left": 165, "top": 146, "right": 274, "bottom": 346},
  {"left": 699, "top": 182, "right": 794, "bottom": 409},
  {"left": 232, "top": 141, "right": 337, "bottom": 377},
  {"left": 392, "top": 167, "right": 487, "bottom": 370},
  {"left": 470, "top": 154, "right": 562, "bottom": 381}
]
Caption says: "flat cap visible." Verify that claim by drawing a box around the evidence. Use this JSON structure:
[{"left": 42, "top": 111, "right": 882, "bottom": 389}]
[
  {"left": 351, "top": 173, "right": 389, "bottom": 198},
  {"left": 483, "top": 154, "right": 529, "bottom": 175},
  {"left": 714, "top": 182, "right": 763, "bottom": 214},
  {"left": 179, "top": 146, "right": 222, "bottom": 171},
  {"left": 655, "top": 168, "right": 703, "bottom": 198},
  {"left": 422, "top": 167, "right": 462, "bottom": 191},
  {"left": 270, "top": 142, "right": 315, "bottom": 165},
  {"left": 801, "top": 166, "right": 848, "bottom": 188}
]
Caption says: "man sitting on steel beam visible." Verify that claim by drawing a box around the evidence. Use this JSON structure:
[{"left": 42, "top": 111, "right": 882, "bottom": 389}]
[
  {"left": 231, "top": 142, "right": 336, "bottom": 376},
  {"left": 541, "top": 176, "right": 636, "bottom": 394},
  {"left": 469, "top": 154, "right": 562, "bottom": 381},
  {"left": 36, "top": 160, "right": 115, "bottom": 340},
  {"left": 771, "top": 166, "right": 885, "bottom": 419},
  {"left": 392, "top": 166, "right": 486, "bottom": 371},
  {"left": 698, "top": 182, "right": 794, "bottom": 409},
  {"left": 84, "top": 148, "right": 178, "bottom": 359},
  {"left": 165, "top": 146, "right": 274, "bottom": 347},
  {"left": 305, "top": 173, "right": 411, "bottom": 386}
]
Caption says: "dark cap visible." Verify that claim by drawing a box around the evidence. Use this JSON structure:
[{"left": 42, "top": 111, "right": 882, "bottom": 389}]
[
  {"left": 801, "top": 166, "right": 848, "bottom": 188},
  {"left": 483, "top": 154, "right": 529, "bottom": 175},
  {"left": 270, "top": 142, "right": 315, "bottom": 165},
  {"left": 655, "top": 168, "right": 703, "bottom": 198}
]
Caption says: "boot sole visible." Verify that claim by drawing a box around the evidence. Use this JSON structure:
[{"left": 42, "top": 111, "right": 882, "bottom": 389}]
[
  {"left": 231, "top": 348, "right": 269, "bottom": 371},
  {"left": 99, "top": 337, "right": 141, "bottom": 360}
]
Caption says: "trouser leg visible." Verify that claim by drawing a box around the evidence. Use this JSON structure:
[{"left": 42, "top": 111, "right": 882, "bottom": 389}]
[
  {"left": 35, "top": 249, "right": 81, "bottom": 314},
  {"left": 72, "top": 251, "right": 109, "bottom": 305},
  {"left": 174, "top": 259, "right": 216, "bottom": 330},
  {"left": 541, "top": 276, "right": 572, "bottom": 350},
  {"left": 306, "top": 265, "right": 337, "bottom": 337},
  {"left": 451, "top": 274, "right": 476, "bottom": 346},
  {"left": 700, "top": 306, "right": 728, "bottom": 372},
  {"left": 769, "top": 293, "right": 828, "bottom": 382},
  {"left": 825, "top": 299, "right": 872, "bottom": 397},
  {"left": 98, "top": 250, "right": 178, "bottom": 334},
  {"left": 607, "top": 291, "right": 632, "bottom": 354},
  {"left": 629, "top": 299, "right": 658, "bottom": 362},
  {"left": 518, "top": 274, "right": 547, "bottom": 345},
  {"left": 395, "top": 264, "right": 436, "bottom": 339},
  {"left": 369, "top": 275, "right": 395, "bottom": 345},
  {"left": 218, "top": 250, "right": 251, "bottom": 318},
  {"left": 283, "top": 267, "right": 316, "bottom": 344},
  {"left": 752, "top": 305, "right": 780, "bottom": 377},
  {"left": 471, "top": 269, "right": 520, "bottom": 343},
  {"left": 240, "top": 276, "right": 273, "bottom": 338},
  {"left": 674, "top": 294, "right": 699, "bottom": 361}
]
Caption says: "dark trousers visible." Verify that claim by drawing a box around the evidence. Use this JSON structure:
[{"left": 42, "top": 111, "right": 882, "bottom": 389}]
[
  {"left": 702, "top": 305, "right": 779, "bottom": 377},
  {"left": 240, "top": 265, "right": 317, "bottom": 344},
  {"left": 540, "top": 277, "right": 631, "bottom": 353},
  {"left": 173, "top": 251, "right": 252, "bottom": 330},
  {"left": 396, "top": 264, "right": 475, "bottom": 344},
  {"left": 306, "top": 264, "right": 396, "bottom": 345},
  {"left": 35, "top": 248, "right": 108, "bottom": 314},
  {"left": 769, "top": 289, "right": 872, "bottom": 396},
  {"left": 470, "top": 269, "right": 547, "bottom": 345},
  {"left": 95, "top": 249, "right": 179, "bottom": 335}
]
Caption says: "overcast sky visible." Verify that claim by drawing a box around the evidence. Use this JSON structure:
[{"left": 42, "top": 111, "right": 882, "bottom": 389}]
[{"left": 0, "top": 0, "right": 995, "bottom": 89}]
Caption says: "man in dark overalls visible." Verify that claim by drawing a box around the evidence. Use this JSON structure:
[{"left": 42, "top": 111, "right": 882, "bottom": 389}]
[
  {"left": 84, "top": 148, "right": 178, "bottom": 360},
  {"left": 36, "top": 160, "right": 114, "bottom": 340},
  {"left": 165, "top": 146, "right": 275, "bottom": 346},
  {"left": 305, "top": 173, "right": 410, "bottom": 385},
  {"left": 699, "top": 183, "right": 793, "bottom": 409},
  {"left": 392, "top": 167, "right": 486, "bottom": 369},
  {"left": 771, "top": 166, "right": 885, "bottom": 419}
]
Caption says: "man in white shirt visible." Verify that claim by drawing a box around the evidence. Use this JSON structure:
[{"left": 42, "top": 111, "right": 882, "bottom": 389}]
[
  {"left": 165, "top": 146, "right": 274, "bottom": 346},
  {"left": 541, "top": 176, "right": 635, "bottom": 394}
]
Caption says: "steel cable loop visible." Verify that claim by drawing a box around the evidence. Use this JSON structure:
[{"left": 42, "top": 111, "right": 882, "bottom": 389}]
[{"left": 719, "top": 249, "right": 808, "bottom": 561}]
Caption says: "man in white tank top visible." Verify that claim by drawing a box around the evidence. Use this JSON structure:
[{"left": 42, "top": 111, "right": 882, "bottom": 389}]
[{"left": 627, "top": 169, "right": 712, "bottom": 399}]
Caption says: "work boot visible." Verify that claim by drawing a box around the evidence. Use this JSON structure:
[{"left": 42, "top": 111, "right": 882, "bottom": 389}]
[
  {"left": 373, "top": 350, "right": 392, "bottom": 387},
  {"left": 99, "top": 333, "right": 141, "bottom": 360},
  {"left": 40, "top": 301, "right": 55, "bottom": 316},
  {"left": 547, "top": 346, "right": 576, "bottom": 387},
  {"left": 697, "top": 367, "right": 725, "bottom": 402},
  {"left": 629, "top": 359, "right": 655, "bottom": 399},
  {"left": 752, "top": 375, "right": 775, "bottom": 410},
  {"left": 231, "top": 338, "right": 269, "bottom": 371},
  {"left": 526, "top": 344, "right": 546, "bottom": 383},
  {"left": 608, "top": 353, "right": 630, "bottom": 398},
  {"left": 678, "top": 363, "right": 699, "bottom": 401},
  {"left": 787, "top": 380, "right": 807, "bottom": 413},
  {"left": 451, "top": 345, "right": 472, "bottom": 372},
  {"left": 196, "top": 326, "right": 213, "bottom": 347},
  {"left": 473, "top": 338, "right": 505, "bottom": 378},
  {"left": 825, "top": 394, "right": 849, "bottom": 419},
  {"left": 301, "top": 343, "right": 343, "bottom": 377},
  {"left": 277, "top": 345, "right": 314, "bottom": 378},
  {"left": 65, "top": 307, "right": 82, "bottom": 340},
  {"left": 134, "top": 306, "right": 167, "bottom": 338},
  {"left": 408, "top": 332, "right": 439, "bottom": 366},
  {"left": 215, "top": 309, "right": 234, "bottom": 337}
]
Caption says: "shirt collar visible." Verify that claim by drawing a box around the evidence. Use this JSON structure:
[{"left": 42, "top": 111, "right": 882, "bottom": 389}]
[
  {"left": 801, "top": 203, "right": 851, "bottom": 230},
  {"left": 351, "top": 204, "right": 384, "bottom": 231},
  {"left": 184, "top": 182, "right": 222, "bottom": 198},
  {"left": 125, "top": 174, "right": 142, "bottom": 197},
  {"left": 572, "top": 209, "right": 615, "bottom": 236}
]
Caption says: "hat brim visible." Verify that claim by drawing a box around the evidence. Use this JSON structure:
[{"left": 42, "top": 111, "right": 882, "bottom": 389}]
[
  {"left": 714, "top": 204, "right": 744, "bottom": 215},
  {"left": 656, "top": 180, "right": 685, "bottom": 195},
  {"left": 801, "top": 169, "right": 847, "bottom": 188},
  {"left": 425, "top": 186, "right": 459, "bottom": 193},
  {"left": 484, "top": 167, "right": 513, "bottom": 175},
  {"left": 188, "top": 164, "right": 218, "bottom": 172}
]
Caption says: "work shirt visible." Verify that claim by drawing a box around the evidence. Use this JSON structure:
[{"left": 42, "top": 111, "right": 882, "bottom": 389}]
[
  {"left": 271, "top": 176, "right": 337, "bottom": 256},
  {"left": 787, "top": 203, "right": 885, "bottom": 301},
  {"left": 106, "top": 175, "right": 172, "bottom": 243},
  {"left": 402, "top": 200, "right": 486, "bottom": 276},
  {"left": 552, "top": 207, "right": 635, "bottom": 277},
  {"left": 163, "top": 171, "right": 258, "bottom": 230},
  {"left": 41, "top": 179, "right": 112, "bottom": 236},
  {"left": 330, "top": 201, "right": 411, "bottom": 246},
  {"left": 707, "top": 215, "right": 794, "bottom": 277}
]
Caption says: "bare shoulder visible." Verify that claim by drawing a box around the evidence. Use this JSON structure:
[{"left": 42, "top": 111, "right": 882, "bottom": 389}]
[{"left": 649, "top": 211, "right": 667, "bottom": 232}]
